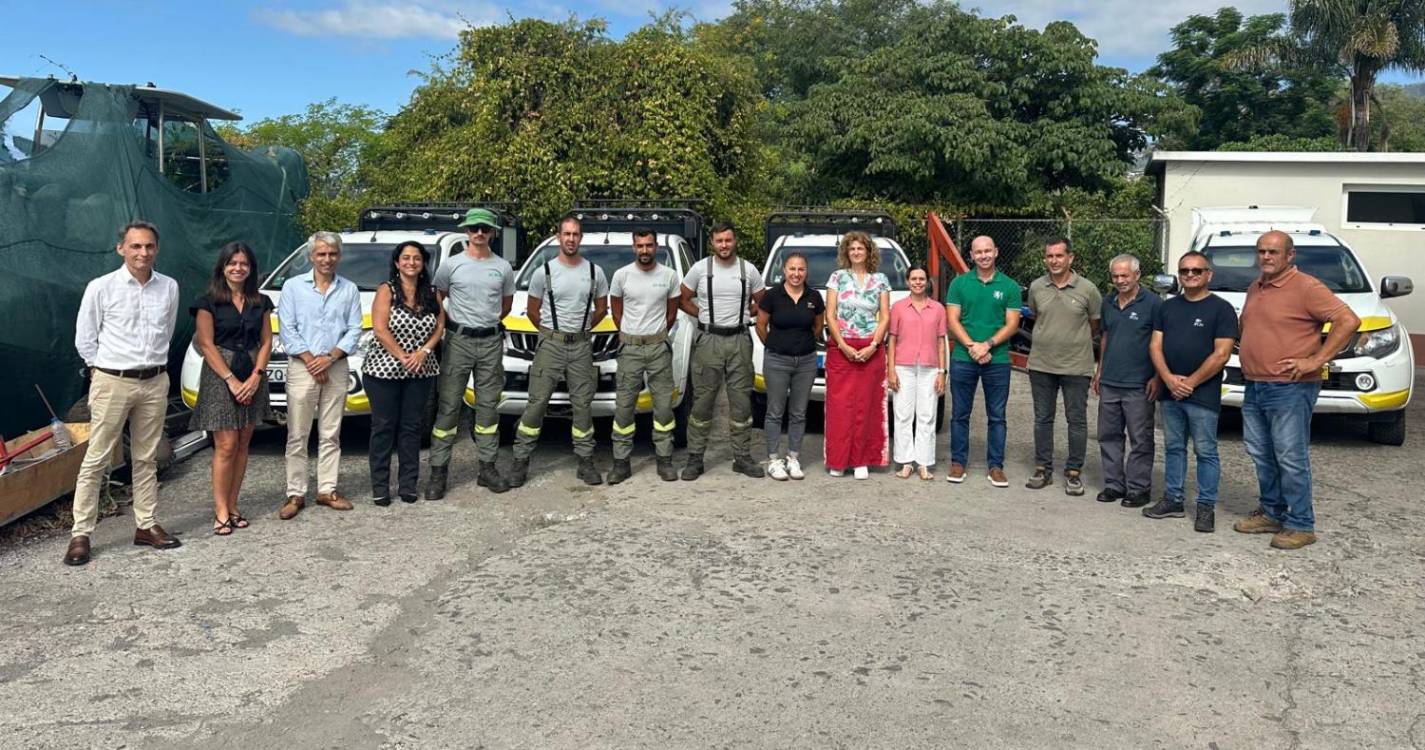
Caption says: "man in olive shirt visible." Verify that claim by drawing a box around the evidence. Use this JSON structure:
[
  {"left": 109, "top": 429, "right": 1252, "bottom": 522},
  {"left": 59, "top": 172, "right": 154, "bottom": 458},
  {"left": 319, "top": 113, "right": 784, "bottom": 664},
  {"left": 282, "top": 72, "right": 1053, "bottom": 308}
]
[
  {"left": 1232, "top": 230, "right": 1358, "bottom": 550},
  {"left": 1025, "top": 237, "right": 1102, "bottom": 496},
  {"left": 945, "top": 235, "right": 1021, "bottom": 487}
]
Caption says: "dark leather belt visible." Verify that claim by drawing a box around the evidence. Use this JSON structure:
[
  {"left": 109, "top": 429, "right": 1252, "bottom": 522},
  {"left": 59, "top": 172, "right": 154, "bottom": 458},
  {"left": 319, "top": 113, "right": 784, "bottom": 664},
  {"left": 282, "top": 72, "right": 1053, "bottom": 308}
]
[
  {"left": 450, "top": 322, "right": 502, "bottom": 338},
  {"left": 96, "top": 365, "right": 166, "bottom": 380},
  {"left": 619, "top": 331, "right": 667, "bottom": 346},
  {"left": 538, "top": 327, "right": 590, "bottom": 344},
  {"left": 698, "top": 323, "right": 749, "bottom": 336}
]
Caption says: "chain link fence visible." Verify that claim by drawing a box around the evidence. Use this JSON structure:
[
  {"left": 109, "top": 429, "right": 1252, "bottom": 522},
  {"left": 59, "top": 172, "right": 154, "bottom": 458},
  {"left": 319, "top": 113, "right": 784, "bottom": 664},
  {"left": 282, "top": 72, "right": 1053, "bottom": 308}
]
[{"left": 948, "top": 217, "right": 1168, "bottom": 289}]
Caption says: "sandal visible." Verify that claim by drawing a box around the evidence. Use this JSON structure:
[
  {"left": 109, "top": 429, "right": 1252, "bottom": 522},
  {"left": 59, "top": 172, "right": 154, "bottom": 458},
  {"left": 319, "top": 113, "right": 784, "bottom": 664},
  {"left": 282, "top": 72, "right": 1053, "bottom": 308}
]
[
  {"left": 212, "top": 517, "right": 235, "bottom": 536},
  {"left": 230, "top": 513, "right": 249, "bottom": 529},
  {"left": 917, "top": 466, "right": 933, "bottom": 481},
  {"left": 896, "top": 464, "right": 914, "bottom": 479}
]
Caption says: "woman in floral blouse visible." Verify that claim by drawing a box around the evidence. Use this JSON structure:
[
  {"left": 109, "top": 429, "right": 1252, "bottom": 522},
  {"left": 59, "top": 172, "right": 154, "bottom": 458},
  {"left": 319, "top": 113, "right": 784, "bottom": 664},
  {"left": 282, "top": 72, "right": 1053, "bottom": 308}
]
[{"left": 823, "top": 231, "right": 892, "bottom": 478}]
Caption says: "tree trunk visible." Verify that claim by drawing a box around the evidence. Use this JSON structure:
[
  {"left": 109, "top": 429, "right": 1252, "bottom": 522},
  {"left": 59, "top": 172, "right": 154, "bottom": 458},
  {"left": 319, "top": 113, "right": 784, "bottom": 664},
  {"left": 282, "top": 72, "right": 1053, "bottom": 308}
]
[{"left": 1351, "top": 62, "right": 1376, "bottom": 152}]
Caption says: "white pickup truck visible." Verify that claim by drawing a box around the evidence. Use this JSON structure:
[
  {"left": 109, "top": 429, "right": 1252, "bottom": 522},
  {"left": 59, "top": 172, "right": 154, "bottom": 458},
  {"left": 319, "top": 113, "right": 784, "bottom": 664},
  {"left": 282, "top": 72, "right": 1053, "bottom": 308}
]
[{"left": 1182, "top": 206, "right": 1414, "bottom": 445}]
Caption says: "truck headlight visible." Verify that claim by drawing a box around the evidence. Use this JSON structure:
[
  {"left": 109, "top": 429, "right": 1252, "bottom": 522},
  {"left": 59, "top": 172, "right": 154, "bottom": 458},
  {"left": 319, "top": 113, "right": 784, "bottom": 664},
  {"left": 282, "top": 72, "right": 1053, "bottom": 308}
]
[{"left": 1352, "top": 325, "right": 1401, "bottom": 359}]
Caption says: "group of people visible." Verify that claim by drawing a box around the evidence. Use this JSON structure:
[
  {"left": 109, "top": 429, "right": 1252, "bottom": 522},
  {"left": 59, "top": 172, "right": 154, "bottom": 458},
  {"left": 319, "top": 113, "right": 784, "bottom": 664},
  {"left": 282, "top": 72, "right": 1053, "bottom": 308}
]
[{"left": 61, "top": 214, "right": 1354, "bottom": 566}]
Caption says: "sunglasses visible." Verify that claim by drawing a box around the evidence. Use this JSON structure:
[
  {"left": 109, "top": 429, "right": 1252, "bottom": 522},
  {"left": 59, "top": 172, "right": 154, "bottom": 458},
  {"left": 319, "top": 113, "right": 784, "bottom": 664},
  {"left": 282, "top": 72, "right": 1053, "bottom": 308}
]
[
  {"left": 465, "top": 225, "right": 496, "bottom": 234},
  {"left": 1178, "top": 267, "right": 1209, "bottom": 276}
]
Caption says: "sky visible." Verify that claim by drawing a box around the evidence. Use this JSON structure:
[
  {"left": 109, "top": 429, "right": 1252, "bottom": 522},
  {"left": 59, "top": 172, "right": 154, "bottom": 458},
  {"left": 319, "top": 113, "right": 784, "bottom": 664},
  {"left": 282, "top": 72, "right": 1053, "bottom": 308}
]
[{"left": 2, "top": 0, "right": 1420, "bottom": 123}]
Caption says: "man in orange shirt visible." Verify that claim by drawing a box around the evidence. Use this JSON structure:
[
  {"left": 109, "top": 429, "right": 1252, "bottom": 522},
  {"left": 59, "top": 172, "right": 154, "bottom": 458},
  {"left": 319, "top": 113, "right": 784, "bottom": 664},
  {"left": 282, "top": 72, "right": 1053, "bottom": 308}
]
[{"left": 1232, "top": 231, "right": 1359, "bottom": 550}]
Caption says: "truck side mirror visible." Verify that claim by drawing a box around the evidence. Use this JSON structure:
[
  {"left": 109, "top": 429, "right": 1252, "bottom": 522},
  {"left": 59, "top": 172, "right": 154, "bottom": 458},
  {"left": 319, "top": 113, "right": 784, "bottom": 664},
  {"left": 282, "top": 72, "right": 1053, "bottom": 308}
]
[
  {"left": 1150, "top": 273, "right": 1179, "bottom": 295},
  {"left": 1380, "top": 276, "right": 1413, "bottom": 299}
]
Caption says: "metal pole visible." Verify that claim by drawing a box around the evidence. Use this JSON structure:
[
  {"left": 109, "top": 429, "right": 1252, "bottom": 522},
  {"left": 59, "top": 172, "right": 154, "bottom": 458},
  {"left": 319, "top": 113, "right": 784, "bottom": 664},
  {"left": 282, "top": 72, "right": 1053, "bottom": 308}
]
[
  {"left": 31, "top": 106, "right": 44, "bottom": 156},
  {"left": 157, "top": 101, "right": 165, "bottom": 175},
  {"left": 198, "top": 117, "right": 208, "bottom": 193}
]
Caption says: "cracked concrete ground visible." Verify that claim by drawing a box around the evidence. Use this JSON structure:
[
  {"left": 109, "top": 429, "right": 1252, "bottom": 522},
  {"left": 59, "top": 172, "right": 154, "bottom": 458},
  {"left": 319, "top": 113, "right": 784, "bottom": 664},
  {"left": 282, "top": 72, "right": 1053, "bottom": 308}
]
[{"left": 2, "top": 371, "right": 1423, "bottom": 749}]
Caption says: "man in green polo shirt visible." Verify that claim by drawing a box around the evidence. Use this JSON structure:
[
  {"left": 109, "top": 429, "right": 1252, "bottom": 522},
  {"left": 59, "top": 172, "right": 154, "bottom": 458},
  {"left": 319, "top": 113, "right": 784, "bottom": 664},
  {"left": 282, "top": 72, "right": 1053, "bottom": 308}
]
[
  {"left": 945, "top": 235, "right": 1022, "bottom": 487},
  {"left": 1024, "top": 236, "right": 1102, "bottom": 496}
]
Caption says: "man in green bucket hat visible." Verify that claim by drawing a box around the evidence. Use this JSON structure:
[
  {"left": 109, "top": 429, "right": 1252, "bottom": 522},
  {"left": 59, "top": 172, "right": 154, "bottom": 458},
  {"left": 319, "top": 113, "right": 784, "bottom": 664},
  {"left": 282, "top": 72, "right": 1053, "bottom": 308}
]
[{"left": 428, "top": 207, "right": 515, "bottom": 498}]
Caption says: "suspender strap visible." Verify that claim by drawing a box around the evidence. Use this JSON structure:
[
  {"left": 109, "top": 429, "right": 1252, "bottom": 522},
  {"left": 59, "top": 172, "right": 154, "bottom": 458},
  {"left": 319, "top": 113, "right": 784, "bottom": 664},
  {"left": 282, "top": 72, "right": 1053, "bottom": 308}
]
[
  {"left": 703, "top": 256, "right": 749, "bottom": 328},
  {"left": 544, "top": 262, "right": 558, "bottom": 332},
  {"left": 582, "top": 261, "right": 594, "bottom": 332},
  {"left": 704, "top": 256, "right": 714, "bottom": 328}
]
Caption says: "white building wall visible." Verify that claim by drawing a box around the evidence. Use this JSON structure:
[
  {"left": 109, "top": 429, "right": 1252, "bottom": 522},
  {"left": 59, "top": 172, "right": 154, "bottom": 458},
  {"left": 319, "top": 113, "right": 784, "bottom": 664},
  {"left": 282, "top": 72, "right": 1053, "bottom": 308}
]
[{"left": 1159, "top": 160, "right": 1425, "bottom": 343}]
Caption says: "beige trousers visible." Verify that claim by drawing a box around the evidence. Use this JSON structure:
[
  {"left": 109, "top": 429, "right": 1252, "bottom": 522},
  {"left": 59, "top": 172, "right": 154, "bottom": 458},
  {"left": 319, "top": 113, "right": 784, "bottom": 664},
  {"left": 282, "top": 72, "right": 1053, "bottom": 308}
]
[
  {"left": 71, "top": 370, "right": 168, "bottom": 537},
  {"left": 285, "top": 358, "right": 349, "bottom": 496}
]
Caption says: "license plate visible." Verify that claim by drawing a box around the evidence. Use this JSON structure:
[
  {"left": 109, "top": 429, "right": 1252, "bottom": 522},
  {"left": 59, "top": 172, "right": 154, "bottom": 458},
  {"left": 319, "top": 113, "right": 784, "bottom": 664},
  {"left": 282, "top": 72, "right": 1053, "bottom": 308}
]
[{"left": 266, "top": 365, "right": 286, "bottom": 383}]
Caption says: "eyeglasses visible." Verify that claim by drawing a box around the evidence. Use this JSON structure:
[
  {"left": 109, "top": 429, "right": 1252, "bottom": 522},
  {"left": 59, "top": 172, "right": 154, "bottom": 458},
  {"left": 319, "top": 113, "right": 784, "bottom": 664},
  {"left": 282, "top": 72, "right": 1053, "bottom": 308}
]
[
  {"left": 1178, "top": 267, "right": 1208, "bottom": 276},
  {"left": 465, "top": 226, "right": 496, "bottom": 234}
]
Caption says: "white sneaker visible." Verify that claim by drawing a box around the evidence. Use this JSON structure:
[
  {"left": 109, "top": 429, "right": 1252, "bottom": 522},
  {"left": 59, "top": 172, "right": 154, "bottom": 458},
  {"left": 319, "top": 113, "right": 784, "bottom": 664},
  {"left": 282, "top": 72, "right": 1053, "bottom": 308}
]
[
  {"left": 785, "top": 455, "right": 805, "bottom": 480},
  {"left": 853, "top": 466, "right": 869, "bottom": 480},
  {"left": 828, "top": 468, "right": 844, "bottom": 477},
  {"left": 767, "top": 458, "right": 789, "bottom": 481}
]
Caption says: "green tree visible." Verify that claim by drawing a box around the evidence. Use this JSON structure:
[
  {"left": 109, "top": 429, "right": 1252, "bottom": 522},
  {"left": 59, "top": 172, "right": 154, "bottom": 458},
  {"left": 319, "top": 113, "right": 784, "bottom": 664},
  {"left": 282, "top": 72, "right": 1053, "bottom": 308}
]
[
  {"left": 1365, "top": 82, "right": 1425, "bottom": 150},
  {"left": 776, "top": 7, "right": 1159, "bottom": 206},
  {"left": 219, "top": 100, "right": 386, "bottom": 232},
  {"left": 367, "top": 19, "right": 767, "bottom": 245},
  {"left": 1291, "top": 0, "right": 1425, "bottom": 151},
  {"left": 1150, "top": 7, "right": 1338, "bottom": 149}
]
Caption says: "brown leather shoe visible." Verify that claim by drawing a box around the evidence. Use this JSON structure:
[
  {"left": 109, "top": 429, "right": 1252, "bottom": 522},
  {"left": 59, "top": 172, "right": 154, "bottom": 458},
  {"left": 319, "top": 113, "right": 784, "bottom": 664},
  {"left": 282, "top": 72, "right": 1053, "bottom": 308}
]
[
  {"left": 1233, "top": 509, "right": 1284, "bottom": 535},
  {"left": 279, "top": 495, "right": 305, "bottom": 520},
  {"left": 946, "top": 463, "right": 966, "bottom": 483},
  {"left": 987, "top": 467, "right": 1009, "bottom": 488},
  {"left": 133, "top": 524, "right": 182, "bottom": 550},
  {"left": 63, "top": 535, "right": 91, "bottom": 566},
  {"left": 1270, "top": 530, "right": 1318, "bottom": 550},
  {"left": 316, "top": 491, "right": 353, "bottom": 511}
]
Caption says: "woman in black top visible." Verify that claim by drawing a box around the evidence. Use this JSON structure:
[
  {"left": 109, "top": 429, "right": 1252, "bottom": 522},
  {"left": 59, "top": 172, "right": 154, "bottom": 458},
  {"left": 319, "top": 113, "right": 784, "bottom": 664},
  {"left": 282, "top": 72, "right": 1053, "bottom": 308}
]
[
  {"left": 756, "top": 252, "right": 825, "bottom": 481},
  {"left": 190, "top": 241, "right": 274, "bottom": 536}
]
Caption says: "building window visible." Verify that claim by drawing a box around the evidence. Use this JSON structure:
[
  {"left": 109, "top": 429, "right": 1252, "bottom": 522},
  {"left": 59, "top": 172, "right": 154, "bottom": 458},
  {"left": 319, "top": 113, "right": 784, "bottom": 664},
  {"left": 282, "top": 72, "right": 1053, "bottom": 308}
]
[{"left": 1343, "top": 187, "right": 1425, "bottom": 229}]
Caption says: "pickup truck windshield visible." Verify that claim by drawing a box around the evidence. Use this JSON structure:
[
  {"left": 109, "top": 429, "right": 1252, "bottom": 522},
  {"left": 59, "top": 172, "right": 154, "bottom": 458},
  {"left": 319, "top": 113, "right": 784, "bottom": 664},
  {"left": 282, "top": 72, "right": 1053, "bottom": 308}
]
[
  {"left": 765, "top": 245, "right": 910, "bottom": 290},
  {"left": 515, "top": 245, "right": 673, "bottom": 291},
  {"left": 263, "top": 243, "right": 413, "bottom": 292},
  {"left": 1203, "top": 244, "right": 1371, "bottom": 294}
]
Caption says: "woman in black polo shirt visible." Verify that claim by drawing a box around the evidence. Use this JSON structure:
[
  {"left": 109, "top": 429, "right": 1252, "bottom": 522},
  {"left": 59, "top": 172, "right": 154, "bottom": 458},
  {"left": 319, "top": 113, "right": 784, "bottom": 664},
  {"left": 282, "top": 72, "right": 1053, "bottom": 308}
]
[{"left": 756, "top": 252, "right": 825, "bottom": 481}]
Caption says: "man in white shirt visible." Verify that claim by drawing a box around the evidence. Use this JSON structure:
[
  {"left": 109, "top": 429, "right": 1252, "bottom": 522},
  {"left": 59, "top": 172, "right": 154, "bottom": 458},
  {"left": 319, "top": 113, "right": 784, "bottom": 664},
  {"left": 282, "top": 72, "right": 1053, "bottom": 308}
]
[{"left": 65, "top": 221, "right": 181, "bottom": 566}]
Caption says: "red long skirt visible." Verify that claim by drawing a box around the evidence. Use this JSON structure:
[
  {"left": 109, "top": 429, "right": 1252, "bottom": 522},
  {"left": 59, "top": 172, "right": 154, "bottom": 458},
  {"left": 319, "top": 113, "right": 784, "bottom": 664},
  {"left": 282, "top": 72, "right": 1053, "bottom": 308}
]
[{"left": 823, "top": 335, "right": 889, "bottom": 471}]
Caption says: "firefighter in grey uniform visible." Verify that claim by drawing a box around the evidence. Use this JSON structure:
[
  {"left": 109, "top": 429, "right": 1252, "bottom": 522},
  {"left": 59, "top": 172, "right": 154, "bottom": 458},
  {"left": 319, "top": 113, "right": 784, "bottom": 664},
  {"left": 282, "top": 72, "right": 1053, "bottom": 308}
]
[
  {"left": 428, "top": 208, "right": 514, "bottom": 499},
  {"left": 678, "top": 222, "right": 766, "bottom": 480},
  {"left": 607, "top": 228, "right": 682, "bottom": 484},
  {"left": 509, "top": 215, "right": 609, "bottom": 487}
]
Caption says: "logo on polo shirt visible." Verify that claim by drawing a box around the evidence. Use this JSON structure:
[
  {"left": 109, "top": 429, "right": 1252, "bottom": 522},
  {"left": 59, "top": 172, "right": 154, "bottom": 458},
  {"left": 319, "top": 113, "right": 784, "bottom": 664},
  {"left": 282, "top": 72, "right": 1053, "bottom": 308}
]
[
  {"left": 1128, "top": 311, "right": 1139, "bottom": 320},
  {"left": 1193, "top": 318, "right": 1204, "bottom": 327},
  {"left": 993, "top": 290, "right": 1003, "bottom": 300}
]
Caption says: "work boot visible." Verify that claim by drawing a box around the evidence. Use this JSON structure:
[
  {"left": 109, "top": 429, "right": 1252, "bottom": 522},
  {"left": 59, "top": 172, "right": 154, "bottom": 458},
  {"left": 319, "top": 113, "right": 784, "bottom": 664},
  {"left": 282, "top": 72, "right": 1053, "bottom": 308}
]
[
  {"left": 1025, "top": 466, "right": 1053, "bottom": 490},
  {"left": 508, "top": 457, "right": 530, "bottom": 488},
  {"left": 1271, "top": 529, "right": 1317, "bottom": 550},
  {"left": 1142, "top": 498, "right": 1185, "bottom": 519},
  {"left": 732, "top": 456, "right": 765, "bottom": 478},
  {"left": 656, "top": 456, "right": 678, "bottom": 482},
  {"left": 577, "top": 457, "right": 603, "bottom": 486},
  {"left": 477, "top": 461, "right": 509, "bottom": 494},
  {"left": 1120, "top": 489, "right": 1152, "bottom": 508},
  {"left": 426, "top": 465, "right": 449, "bottom": 501},
  {"left": 1194, "top": 504, "right": 1216, "bottom": 533},
  {"left": 1233, "top": 509, "right": 1283, "bottom": 535},
  {"left": 681, "top": 454, "right": 705, "bottom": 481},
  {"left": 607, "top": 459, "right": 633, "bottom": 485},
  {"left": 1096, "top": 487, "right": 1124, "bottom": 504}
]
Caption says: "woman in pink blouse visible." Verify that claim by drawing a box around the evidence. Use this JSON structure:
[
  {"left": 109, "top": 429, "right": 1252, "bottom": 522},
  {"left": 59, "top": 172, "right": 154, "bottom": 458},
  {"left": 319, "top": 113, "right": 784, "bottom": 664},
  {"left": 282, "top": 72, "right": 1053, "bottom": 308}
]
[{"left": 886, "top": 265, "right": 946, "bottom": 479}]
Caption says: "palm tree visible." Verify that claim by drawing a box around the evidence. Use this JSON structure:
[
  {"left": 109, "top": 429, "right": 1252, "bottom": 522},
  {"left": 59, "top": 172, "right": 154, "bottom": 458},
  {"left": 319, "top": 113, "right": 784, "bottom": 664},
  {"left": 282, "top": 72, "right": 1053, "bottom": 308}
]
[{"left": 1291, "top": 0, "right": 1425, "bottom": 150}]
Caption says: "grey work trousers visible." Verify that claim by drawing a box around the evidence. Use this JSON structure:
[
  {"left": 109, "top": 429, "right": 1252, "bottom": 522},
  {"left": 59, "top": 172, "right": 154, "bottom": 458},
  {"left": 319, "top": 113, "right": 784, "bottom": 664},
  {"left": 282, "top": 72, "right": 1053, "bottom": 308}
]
[
  {"left": 762, "top": 350, "right": 817, "bottom": 458},
  {"left": 514, "top": 336, "right": 597, "bottom": 459},
  {"left": 1029, "top": 370, "right": 1090, "bottom": 473},
  {"left": 1097, "top": 383, "right": 1155, "bottom": 494},
  {"left": 686, "top": 330, "right": 755, "bottom": 459},
  {"left": 612, "top": 341, "right": 676, "bottom": 460},
  {"left": 430, "top": 333, "right": 504, "bottom": 466}
]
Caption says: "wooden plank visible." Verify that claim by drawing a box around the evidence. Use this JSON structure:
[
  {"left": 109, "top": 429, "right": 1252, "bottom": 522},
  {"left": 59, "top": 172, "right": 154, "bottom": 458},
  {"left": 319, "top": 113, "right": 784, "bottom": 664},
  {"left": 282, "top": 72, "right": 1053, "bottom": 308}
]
[{"left": 0, "top": 423, "right": 122, "bottom": 528}]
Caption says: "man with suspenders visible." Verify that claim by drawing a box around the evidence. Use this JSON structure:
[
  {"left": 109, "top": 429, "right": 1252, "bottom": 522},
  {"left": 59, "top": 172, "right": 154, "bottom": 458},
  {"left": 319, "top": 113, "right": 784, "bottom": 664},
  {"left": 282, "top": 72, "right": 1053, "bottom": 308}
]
[
  {"left": 607, "top": 228, "right": 682, "bottom": 484},
  {"left": 509, "top": 215, "right": 609, "bottom": 487},
  {"left": 678, "top": 222, "right": 767, "bottom": 480}
]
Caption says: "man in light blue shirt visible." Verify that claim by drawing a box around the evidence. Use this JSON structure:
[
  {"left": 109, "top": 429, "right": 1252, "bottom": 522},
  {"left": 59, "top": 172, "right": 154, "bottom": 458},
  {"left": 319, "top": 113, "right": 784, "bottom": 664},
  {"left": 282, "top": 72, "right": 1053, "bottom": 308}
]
[{"left": 277, "top": 231, "right": 363, "bottom": 519}]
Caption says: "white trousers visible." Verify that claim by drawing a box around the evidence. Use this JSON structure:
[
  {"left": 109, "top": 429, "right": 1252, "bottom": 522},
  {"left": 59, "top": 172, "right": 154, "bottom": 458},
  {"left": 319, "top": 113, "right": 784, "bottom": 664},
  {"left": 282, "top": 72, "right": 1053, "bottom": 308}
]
[
  {"left": 285, "top": 358, "right": 349, "bottom": 496},
  {"left": 892, "top": 364, "right": 938, "bottom": 467}
]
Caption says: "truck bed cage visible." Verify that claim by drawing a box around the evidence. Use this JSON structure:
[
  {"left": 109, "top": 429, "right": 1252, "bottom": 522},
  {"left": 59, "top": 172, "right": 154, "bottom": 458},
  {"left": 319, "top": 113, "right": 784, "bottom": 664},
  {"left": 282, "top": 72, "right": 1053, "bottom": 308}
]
[
  {"left": 764, "top": 208, "right": 898, "bottom": 253},
  {"left": 358, "top": 202, "right": 526, "bottom": 260},
  {"left": 569, "top": 201, "right": 708, "bottom": 258}
]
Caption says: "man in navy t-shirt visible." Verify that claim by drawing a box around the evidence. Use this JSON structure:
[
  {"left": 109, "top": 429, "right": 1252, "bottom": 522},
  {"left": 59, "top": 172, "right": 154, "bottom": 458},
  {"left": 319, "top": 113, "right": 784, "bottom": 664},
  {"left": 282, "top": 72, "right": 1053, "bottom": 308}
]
[{"left": 1145, "top": 250, "right": 1238, "bottom": 532}]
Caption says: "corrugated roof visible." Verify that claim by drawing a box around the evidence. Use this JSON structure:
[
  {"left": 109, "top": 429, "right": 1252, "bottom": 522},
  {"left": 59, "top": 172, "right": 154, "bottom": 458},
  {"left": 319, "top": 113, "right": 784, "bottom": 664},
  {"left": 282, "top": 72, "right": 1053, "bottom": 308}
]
[
  {"left": 0, "top": 76, "right": 241, "bottom": 121},
  {"left": 1147, "top": 149, "right": 1425, "bottom": 176}
]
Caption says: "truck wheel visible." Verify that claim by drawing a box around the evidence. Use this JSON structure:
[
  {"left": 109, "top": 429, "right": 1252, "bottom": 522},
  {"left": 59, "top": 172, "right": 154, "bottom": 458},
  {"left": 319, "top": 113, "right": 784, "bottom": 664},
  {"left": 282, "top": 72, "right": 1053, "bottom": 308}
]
[{"left": 1367, "top": 410, "right": 1406, "bottom": 446}]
